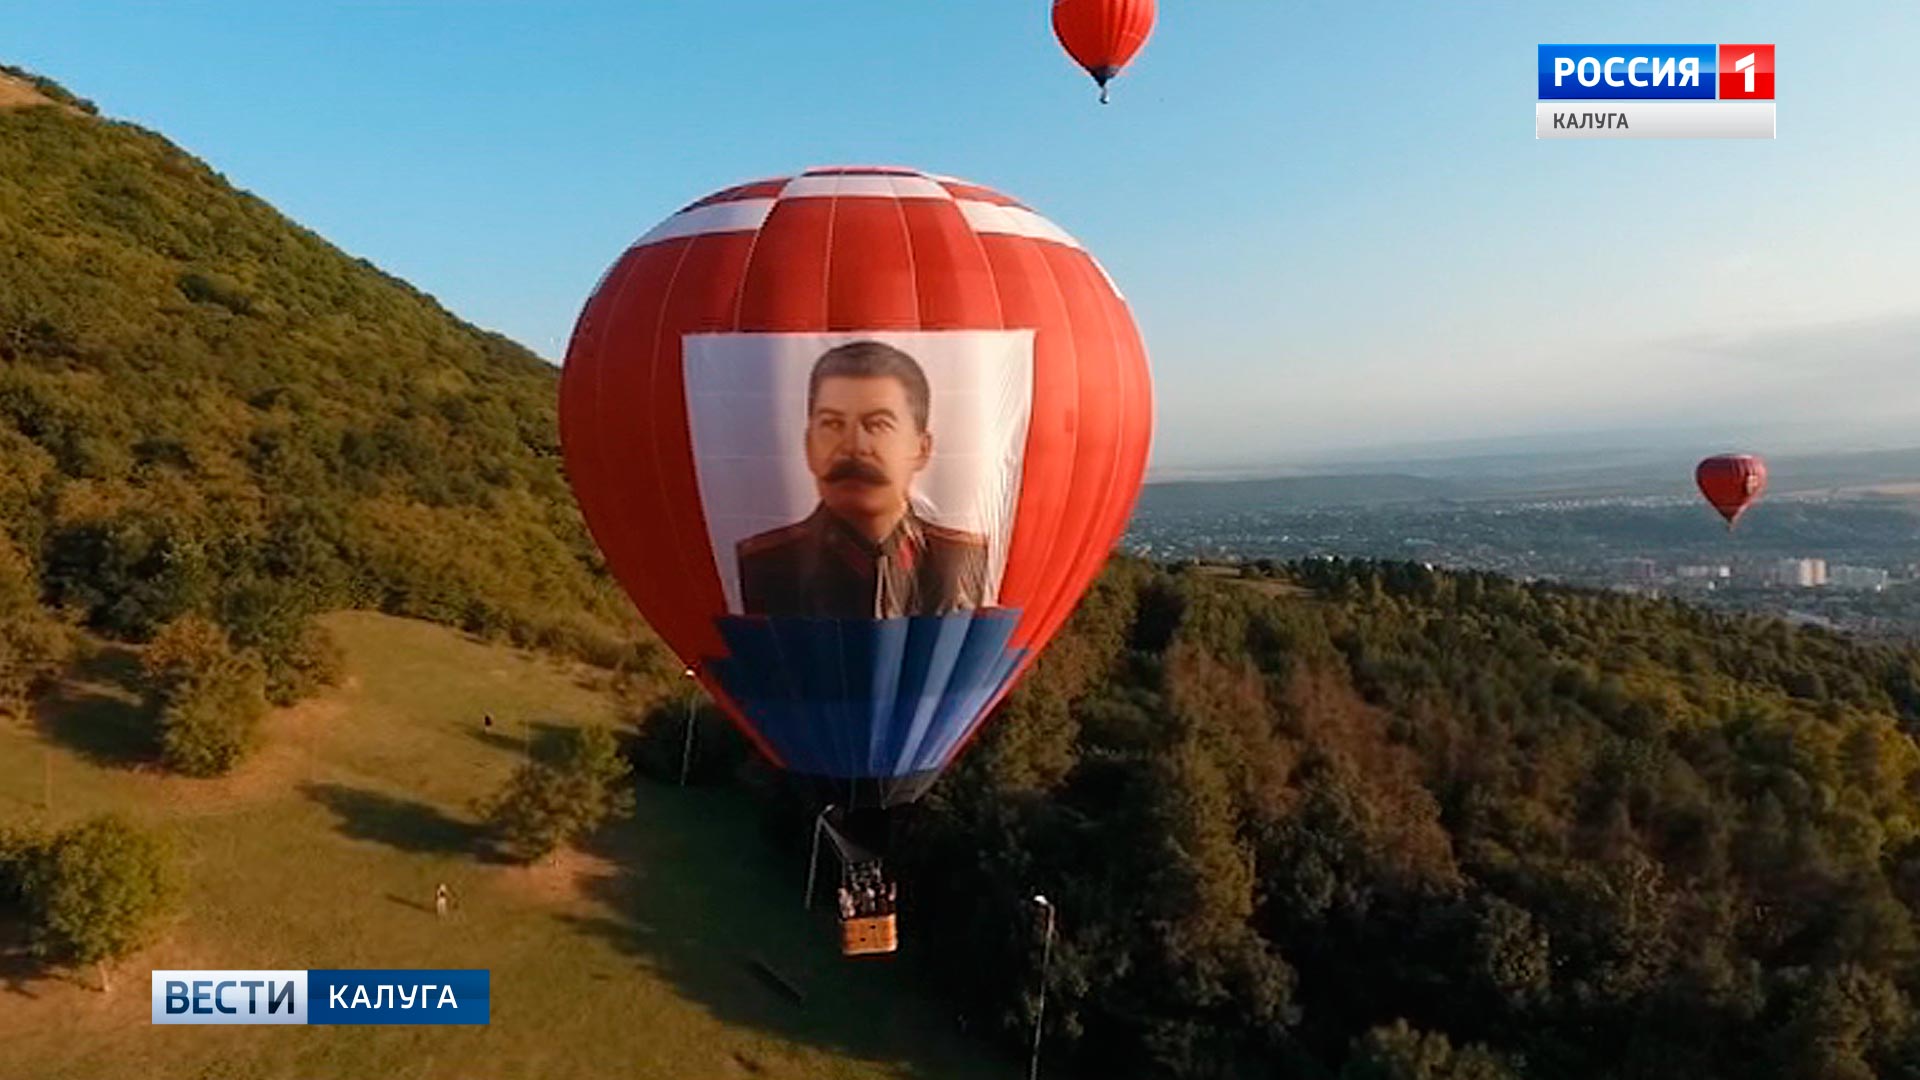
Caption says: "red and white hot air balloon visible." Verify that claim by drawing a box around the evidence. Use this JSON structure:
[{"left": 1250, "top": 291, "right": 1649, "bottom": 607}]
[
  {"left": 1052, "top": 0, "right": 1157, "bottom": 103},
  {"left": 1696, "top": 453, "right": 1768, "bottom": 528},
  {"left": 559, "top": 166, "right": 1152, "bottom": 814}
]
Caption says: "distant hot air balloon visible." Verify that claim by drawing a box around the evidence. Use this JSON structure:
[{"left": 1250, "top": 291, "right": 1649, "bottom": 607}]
[
  {"left": 559, "top": 167, "right": 1152, "bottom": 948},
  {"left": 1696, "top": 453, "right": 1768, "bottom": 528},
  {"left": 1052, "top": 0, "right": 1157, "bottom": 103}
]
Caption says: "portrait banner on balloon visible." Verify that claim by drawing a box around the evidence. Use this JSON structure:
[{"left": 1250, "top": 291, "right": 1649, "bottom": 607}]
[{"left": 682, "top": 330, "right": 1035, "bottom": 619}]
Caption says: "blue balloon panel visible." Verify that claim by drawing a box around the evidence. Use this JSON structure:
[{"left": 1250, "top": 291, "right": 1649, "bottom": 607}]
[{"left": 707, "top": 609, "right": 1027, "bottom": 806}]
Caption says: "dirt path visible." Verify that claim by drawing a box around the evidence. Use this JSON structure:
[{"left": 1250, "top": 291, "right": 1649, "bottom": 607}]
[
  {"left": 0, "top": 72, "right": 57, "bottom": 110},
  {"left": 489, "top": 846, "right": 623, "bottom": 911}
]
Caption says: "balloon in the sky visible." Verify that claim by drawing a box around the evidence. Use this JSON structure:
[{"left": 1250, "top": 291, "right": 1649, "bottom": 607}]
[
  {"left": 560, "top": 166, "right": 1152, "bottom": 808},
  {"left": 1052, "top": 0, "right": 1157, "bottom": 103},
  {"left": 1696, "top": 453, "right": 1768, "bottom": 528}
]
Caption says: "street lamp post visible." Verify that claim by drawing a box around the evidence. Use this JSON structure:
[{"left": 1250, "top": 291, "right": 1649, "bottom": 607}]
[
  {"left": 1030, "top": 894, "right": 1056, "bottom": 1080},
  {"left": 678, "top": 665, "right": 697, "bottom": 786}
]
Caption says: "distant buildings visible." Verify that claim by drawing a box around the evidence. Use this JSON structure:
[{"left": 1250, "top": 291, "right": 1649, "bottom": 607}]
[
  {"left": 1123, "top": 497, "right": 1920, "bottom": 640},
  {"left": 1767, "top": 558, "right": 1829, "bottom": 588},
  {"left": 1627, "top": 559, "right": 1887, "bottom": 592},
  {"left": 1829, "top": 565, "right": 1891, "bottom": 591},
  {"left": 1610, "top": 557, "right": 1658, "bottom": 584}
]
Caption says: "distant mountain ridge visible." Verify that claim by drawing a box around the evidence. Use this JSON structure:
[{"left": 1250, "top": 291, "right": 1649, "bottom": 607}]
[{"left": 1142, "top": 446, "right": 1920, "bottom": 509}]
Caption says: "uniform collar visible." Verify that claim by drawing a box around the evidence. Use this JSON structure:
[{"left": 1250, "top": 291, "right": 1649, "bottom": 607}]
[{"left": 813, "top": 503, "right": 923, "bottom": 564}]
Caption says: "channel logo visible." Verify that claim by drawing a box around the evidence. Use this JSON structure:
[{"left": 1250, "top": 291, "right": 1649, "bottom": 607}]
[
  {"left": 1717, "top": 44, "right": 1775, "bottom": 100},
  {"left": 151, "top": 969, "right": 490, "bottom": 1025},
  {"left": 1536, "top": 44, "right": 1776, "bottom": 139}
]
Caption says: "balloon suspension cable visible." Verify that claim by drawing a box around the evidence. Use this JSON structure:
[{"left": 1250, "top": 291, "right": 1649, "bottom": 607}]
[{"left": 803, "top": 804, "right": 837, "bottom": 912}]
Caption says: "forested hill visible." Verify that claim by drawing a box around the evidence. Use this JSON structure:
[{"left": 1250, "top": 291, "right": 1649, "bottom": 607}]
[
  {"left": 0, "top": 67, "right": 649, "bottom": 672},
  {"left": 874, "top": 557, "right": 1920, "bottom": 1079}
]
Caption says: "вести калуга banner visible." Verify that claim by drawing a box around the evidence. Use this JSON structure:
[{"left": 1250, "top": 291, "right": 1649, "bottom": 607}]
[{"left": 151, "top": 969, "right": 490, "bottom": 1024}]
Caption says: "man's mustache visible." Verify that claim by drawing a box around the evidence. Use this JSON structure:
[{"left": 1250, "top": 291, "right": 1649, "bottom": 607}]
[{"left": 824, "top": 459, "right": 890, "bottom": 485}]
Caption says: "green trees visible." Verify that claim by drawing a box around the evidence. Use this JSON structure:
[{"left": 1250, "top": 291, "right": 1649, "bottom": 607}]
[
  {"left": 20, "top": 815, "right": 176, "bottom": 992},
  {"left": 1343, "top": 1021, "right": 1517, "bottom": 1080},
  {"left": 1765, "top": 965, "right": 1911, "bottom": 1080},
  {"left": 479, "top": 726, "right": 635, "bottom": 863},
  {"left": 142, "top": 615, "right": 268, "bottom": 776},
  {"left": 217, "top": 579, "right": 344, "bottom": 705},
  {"left": 0, "top": 822, "right": 43, "bottom": 910},
  {"left": 0, "top": 535, "right": 70, "bottom": 720},
  {"left": 889, "top": 557, "right": 1920, "bottom": 1078},
  {"left": 0, "top": 73, "right": 656, "bottom": 683}
]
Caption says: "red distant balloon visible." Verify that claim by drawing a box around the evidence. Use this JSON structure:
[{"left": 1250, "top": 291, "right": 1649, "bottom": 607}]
[
  {"left": 1052, "top": 0, "right": 1156, "bottom": 103},
  {"left": 1696, "top": 454, "right": 1768, "bottom": 528}
]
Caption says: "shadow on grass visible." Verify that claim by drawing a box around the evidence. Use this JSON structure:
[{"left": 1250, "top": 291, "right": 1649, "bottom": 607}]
[
  {"left": 299, "top": 782, "right": 485, "bottom": 857},
  {"left": 0, "top": 915, "right": 42, "bottom": 999},
  {"left": 384, "top": 893, "right": 436, "bottom": 915},
  {"left": 551, "top": 783, "right": 995, "bottom": 1080},
  {"left": 468, "top": 719, "right": 577, "bottom": 758},
  {"left": 32, "top": 645, "right": 155, "bottom": 768}
]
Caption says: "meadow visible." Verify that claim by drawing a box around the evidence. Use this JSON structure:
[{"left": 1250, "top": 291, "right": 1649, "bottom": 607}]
[{"left": 0, "top": 611, "right": 999, "bottom": 1080}]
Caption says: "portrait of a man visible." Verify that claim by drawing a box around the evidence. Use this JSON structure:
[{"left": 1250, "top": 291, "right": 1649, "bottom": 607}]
[{"left": 735, "top": 340, "right": 989, "bottom": 618}]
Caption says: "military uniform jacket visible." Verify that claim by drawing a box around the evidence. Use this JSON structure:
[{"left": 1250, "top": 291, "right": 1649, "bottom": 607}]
[{"left": 736, "top": 505, "right": 989, "bottom": 618}]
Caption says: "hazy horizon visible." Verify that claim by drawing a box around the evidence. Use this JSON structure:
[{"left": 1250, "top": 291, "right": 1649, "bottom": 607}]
[{"left": 1144, "top": 414, "right": 1920, "bottom": 483}]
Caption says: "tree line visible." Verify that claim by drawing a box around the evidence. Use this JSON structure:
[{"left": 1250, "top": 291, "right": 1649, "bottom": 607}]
[{"left": 647, "top": 557, "right": 1920, "bottom": 1078}]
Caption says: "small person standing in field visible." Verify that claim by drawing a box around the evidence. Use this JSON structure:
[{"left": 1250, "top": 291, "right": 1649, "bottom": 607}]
[{"left": 435, "top": 882, "right": 451, "bottom": 918}]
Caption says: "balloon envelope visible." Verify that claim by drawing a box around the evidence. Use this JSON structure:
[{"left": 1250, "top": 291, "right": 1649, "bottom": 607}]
[
  {"left": 1696, "top": 453, "right": 1768, "bottom": 526},
  {"left": 560, "top": 166, "right": 1152, "bottom": 807},
  {"left": 1052, "top": 0, "right": 1156, "bottom": 100}
]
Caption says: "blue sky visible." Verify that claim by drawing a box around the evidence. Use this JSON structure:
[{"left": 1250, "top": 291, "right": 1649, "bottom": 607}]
[{"left": 11, "top": 2, "right": 1919, "bottom": 470}]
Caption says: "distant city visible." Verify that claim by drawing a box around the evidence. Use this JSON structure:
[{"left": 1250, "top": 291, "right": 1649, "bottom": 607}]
[{"left": 1125, "top": 452, "right": 1920, "bottom": 641}]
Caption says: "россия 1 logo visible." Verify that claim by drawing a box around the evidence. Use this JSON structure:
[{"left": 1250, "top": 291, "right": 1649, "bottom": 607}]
[{"left": 1536, "top": 44, "right": 1775, "bottom": 139}]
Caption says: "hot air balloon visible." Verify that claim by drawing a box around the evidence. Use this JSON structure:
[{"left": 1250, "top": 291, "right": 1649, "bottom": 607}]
[
  {"left": 560, "top": 166, "right": 1152, "bottom": 952},
  {"left": 1696, "top": 453, "right": 1768, "bottom": 528},
  {"left": 1052, "top": 0, "right": 1157, "bottom": 103}
]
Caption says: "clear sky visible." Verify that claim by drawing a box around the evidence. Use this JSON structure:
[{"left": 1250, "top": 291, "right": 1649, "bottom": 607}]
[{"left": 10, "top": 2, "right": 1919, "bottom": 470}]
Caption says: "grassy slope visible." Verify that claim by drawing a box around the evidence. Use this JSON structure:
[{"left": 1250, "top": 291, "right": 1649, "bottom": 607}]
[
  {"left": 0, "top": 73, "right": 649, "bottom": 664},
  {"left": 0, "top": 612, "right": 996, "bottom": 1080}
]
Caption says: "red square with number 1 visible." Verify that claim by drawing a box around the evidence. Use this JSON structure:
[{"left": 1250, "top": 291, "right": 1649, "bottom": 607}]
[{"left": 1719, "top": 44, "right": 1775, "bottom": 99}]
